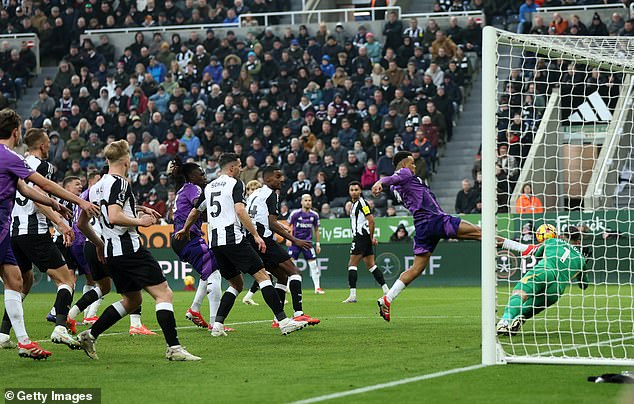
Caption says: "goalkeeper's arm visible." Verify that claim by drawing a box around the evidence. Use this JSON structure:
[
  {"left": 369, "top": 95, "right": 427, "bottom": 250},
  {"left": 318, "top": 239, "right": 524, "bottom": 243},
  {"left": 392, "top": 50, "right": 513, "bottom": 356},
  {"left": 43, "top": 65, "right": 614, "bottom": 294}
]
[{"left": 501, "top": 238, "right": 540, "bottom": 256}]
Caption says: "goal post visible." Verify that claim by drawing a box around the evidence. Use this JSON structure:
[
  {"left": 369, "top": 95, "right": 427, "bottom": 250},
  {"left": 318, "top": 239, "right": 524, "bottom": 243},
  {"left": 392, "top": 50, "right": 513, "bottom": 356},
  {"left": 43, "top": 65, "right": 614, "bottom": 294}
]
[{"left": 481, "top": 26, "right": 634, "bottom": 366}]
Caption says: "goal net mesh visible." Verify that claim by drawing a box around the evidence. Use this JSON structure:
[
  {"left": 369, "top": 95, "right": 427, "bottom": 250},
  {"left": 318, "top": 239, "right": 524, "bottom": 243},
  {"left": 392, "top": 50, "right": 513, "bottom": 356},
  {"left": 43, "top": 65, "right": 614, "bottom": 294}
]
[{"left": 490, "top": 30, "right": 634, "bottom": 364}]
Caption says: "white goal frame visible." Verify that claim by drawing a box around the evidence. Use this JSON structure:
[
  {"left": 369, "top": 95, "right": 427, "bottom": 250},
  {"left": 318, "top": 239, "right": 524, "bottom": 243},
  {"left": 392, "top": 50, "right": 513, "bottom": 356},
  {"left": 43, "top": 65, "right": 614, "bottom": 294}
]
[{"left": 481, "top": 26, "right": 634, "bottom": 366}]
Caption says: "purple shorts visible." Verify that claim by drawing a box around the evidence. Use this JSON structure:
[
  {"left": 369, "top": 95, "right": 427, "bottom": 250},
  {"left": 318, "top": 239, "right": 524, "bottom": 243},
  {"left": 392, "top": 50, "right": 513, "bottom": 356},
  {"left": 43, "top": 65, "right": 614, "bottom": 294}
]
[
  {"left": 172, "top": 236, "right": 216, "bottom": 281},
  {"left": 413, "top": 214, "right": 461, "bottom": 255},
  {"left": 0, "top": 235, "right": 17, "bottom": 266},
  {"left": 287, "top": 244, "right": 316, "bottom": 261},
  {"left": 70, "top": 242, "right": 91, "bottom": 275}
]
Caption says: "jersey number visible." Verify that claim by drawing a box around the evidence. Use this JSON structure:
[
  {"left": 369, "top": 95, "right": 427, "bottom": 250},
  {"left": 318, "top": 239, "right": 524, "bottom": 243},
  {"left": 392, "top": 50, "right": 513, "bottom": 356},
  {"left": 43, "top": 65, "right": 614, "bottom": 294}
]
[
  {"left": 209, "top": 191, "right": 222, "bottom": 218},
  {"left": 560, "top": 247, "right": 570, "bottom": 263}
]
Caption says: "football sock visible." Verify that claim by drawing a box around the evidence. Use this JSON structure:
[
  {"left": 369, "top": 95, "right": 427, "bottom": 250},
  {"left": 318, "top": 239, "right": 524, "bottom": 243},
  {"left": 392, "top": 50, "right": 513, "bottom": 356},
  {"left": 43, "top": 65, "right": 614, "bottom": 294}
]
[
  {"left": 130, "top": 305, "right": 142, "bottom": 328},
  {"left": 348, "top": 266, "right": 358, "bottom": 290},
  {"left": 215, "top": 286, "right": 239, "bottom": 324},
  {"left": 82, "top": 284, "right": 93, "bottom": 317},
  {"left": 4, "top": 290, "right": 28, "bottom": 344},
  {"left": 156, "top": 302, "right": 179, "bottom": 347},
  {"left": 502, "top": 294, "right": 523, "bottom": 321},
  {"left": 191, "top": 278, "right": 209, "bottom": 313},
  {"left": 249, "top": 280, "right": 259, "bottom": 294},
  {"left": 69, "top": 286, "right": 103, "bottom": 320},
  {"left": 260, "top": 280, "right": 286, "bottom": 321},
  {"left": 0, "top": 309, "right": 11, "bottom": 335},
  {"left": 369, "top": 265, "right": 387, "bottom": 288},
  {"left": 207, "top": 271, "right": 221, "bottom": 323},
  {"left": 54, "top": 284, "right": 73, "bottom": 327},
  {"left": 289, "top": 274, "right": 303, "bottom": 316},
  {"left": 386, "top": 280, "right": 406, "bottom": 303},
  {"left": 308, "top": 260, "right": 321, "bottom": 290},
  {"left": 90, "top": 300, "right": 127, "bottom": 339},
  {"left": 275, "top": 282, "right": 287, "bottom": 309}
]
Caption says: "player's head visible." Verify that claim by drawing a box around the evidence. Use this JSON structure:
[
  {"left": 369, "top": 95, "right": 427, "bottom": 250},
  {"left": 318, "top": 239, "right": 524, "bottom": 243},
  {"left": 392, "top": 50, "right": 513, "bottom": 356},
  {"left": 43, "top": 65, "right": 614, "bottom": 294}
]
[
  {"left": 262, "top": 165, "right": 283, "bottom": 190},
  {"left": 167, "top": 157, "right": 205, "bottom": 190},
  {"left": 218, "top": 152, "right": 241, "bottom": 179},
  {"left": 393, "top": 151, "right": 415, "bottom": 173},
  {"left": 563, "top": 225, "right": 581, "bottom": 244},
  {"left": 87, "top": 169, "right": 101, "bottom": 186},
  {"left": 24, "top": 128, "right": 50, "bottom": 160},
  {"left": 245, "top": 179, "right": 262, "bottom": 196},
  {"left": 104, "top": 140, "right": 131, "bottom": 169},
  {"left": 0, "top": 108, "right": 22, "bottom": 145},
  {"left": 63, "top": 176, "right": 82, "bottom": 196},
  {"left": 348, "top": 181, "right": 362, "bottom": 200},
  {"left": 301, "top": 193, "right": 313, "bottom": 210}
]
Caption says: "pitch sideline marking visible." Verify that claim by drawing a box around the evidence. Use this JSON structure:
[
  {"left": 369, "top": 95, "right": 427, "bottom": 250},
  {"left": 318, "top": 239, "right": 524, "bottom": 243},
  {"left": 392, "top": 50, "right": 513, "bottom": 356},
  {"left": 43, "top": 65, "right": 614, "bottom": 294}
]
[{"left": 289, "top": 364, "right": 487, "bottom": 404}]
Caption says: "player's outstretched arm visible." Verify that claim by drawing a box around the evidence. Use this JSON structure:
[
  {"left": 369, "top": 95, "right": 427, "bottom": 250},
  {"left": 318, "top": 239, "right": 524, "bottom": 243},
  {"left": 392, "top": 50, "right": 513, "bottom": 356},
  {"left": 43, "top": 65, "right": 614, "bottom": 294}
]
[
  {"left": 108, "top": 204, "right": 154, "bottom": 227},
  {"left": 173, "top": 208, "right": 200, "bottom": 241},
  {"left": 270, "top": 215, "right": 312, "bottom": 250},
  {"left": 17, "top": 179, "right": 71, "bottom": 219},
  {"left": 27, "top": 172, "right": 99, "bottom": 217}
]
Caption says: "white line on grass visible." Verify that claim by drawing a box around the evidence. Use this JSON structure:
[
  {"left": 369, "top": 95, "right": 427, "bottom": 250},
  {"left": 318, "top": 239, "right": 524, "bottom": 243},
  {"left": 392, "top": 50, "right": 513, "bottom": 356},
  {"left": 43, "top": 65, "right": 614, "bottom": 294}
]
[
  {"left": 33, "top": 319, "right": 272, "bottom": 343},
  {"left": 537, "top": 334, "right": 634, "bottom": 356},
  {"left": 290, "top": 364, "right": 487, "bottom": 404}
]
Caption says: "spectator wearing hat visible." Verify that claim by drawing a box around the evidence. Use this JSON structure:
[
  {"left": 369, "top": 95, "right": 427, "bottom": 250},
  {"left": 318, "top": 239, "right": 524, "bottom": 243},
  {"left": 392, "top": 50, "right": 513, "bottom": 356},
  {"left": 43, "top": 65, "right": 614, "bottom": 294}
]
[
  {"left": 127, "top": 86, "right": 148, "bottom": 114},
  {"left": 363, "top": 32, "right": 382, "bottom": 63},
  {"left": 588, "top": 13, "right": 609, "bottom": 37},
  {"left": 142, "top": 188, "right": 166, "bottom": 219},
  {"left": 202, "top": 55, "right": 223, "bottom": 84},
  {"left": 320, "top": 55, "right": 335, "bottom": 78},
  {"left": 48, "top": 131, "right": 65, "bottom": 164}
]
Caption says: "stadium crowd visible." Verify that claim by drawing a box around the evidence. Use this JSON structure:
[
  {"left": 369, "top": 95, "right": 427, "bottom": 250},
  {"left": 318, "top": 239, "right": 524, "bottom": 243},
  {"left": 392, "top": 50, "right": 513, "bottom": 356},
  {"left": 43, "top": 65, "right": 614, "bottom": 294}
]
[{"left": 0, "top": 0, "right": 629, "bottom": 221}]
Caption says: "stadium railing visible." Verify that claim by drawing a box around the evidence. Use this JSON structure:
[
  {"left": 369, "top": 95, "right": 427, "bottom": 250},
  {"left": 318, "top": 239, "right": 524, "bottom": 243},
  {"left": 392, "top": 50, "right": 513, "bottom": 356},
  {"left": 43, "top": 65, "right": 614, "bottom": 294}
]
[
  {"left": 0, "top": 33, "right": 40, "bottom": 74},
  {"left": 400, "top": 10, "right": 486, "bottom": 27},
  {"left": 534, "top": 3, "right": 627, "bottom": 27},
  {"left": 237, "top": 6, "right": 401, "bottom": 26}
]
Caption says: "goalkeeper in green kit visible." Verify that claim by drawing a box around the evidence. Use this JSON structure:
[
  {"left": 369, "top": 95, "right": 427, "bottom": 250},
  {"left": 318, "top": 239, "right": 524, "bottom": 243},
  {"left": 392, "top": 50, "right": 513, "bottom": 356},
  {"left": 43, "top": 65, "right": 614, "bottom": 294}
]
[{"left": 497, "top": 225, "right": 589, "bottom": 336}]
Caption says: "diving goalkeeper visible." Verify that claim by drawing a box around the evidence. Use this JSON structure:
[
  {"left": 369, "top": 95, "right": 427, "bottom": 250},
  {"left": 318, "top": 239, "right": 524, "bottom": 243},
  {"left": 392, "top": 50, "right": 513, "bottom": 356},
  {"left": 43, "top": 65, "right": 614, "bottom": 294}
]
[{"left": 497, "top": 226, "right": 589, "bottom": 336}]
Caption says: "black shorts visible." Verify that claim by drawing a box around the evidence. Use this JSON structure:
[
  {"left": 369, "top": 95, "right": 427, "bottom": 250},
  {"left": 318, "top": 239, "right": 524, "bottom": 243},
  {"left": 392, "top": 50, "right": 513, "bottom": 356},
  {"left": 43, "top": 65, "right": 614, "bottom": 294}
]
[
  {"left": 11, "top": 234, "right": 66, "bottom": 273},
  {"left": 84, "top": 241, "right": 110, "bottom": 282},
  {"left": 211, "top": 239, "right": 264, "bottom": 280},
  {"left": 248, "top": 235, "right": 290, "bottom": 271},
  {"left": 54, "top": 238, "right": 75, "bottom": 270},
  {"left": 350, "top": 234, "right": 374, "bottom": 257},
  {"left": 106, "top": 247, "right": 166, "bottom": 293}
]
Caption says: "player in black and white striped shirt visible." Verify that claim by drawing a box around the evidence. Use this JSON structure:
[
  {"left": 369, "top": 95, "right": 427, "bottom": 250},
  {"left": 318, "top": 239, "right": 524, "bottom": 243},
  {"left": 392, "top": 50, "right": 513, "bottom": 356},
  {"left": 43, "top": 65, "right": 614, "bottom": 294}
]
[
  {"left": 342, "top": 181, "right": 389, "bottom": 303},
  {"left": 175, "top": 153, "right": 308, "bottom": 336},
  {"left": 9, "top": 128, "right": 82, "bottom": 350},
  {"left": 77, "top": 140, "right": 200, "bottom": 361},
  {"left": 246, "top": 166, "right": 320, "bottom": 327}
]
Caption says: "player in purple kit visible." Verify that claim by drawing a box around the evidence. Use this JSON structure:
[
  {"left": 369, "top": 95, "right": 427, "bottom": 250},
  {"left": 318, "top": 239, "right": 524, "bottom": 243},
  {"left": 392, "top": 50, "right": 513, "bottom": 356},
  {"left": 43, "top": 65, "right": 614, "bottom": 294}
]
[
  {"left": 168, "top": 159, "right": 230, "bottom": 332},
  {"left": 372, "top": 151, "right": 484, "bottom": 322},
  {"left": 0, "top": 109, "right": 99, "bottom": 359},
  {"left": 287, "top": 194, "right": 324, "bottom": 294}
]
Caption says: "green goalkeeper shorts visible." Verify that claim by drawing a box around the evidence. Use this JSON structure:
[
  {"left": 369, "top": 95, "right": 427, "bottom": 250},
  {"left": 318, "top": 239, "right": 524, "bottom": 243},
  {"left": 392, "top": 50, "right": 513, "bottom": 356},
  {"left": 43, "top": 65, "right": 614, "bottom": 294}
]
[{"left": 514, "top": 268, "right": 566, "bottom": 299}]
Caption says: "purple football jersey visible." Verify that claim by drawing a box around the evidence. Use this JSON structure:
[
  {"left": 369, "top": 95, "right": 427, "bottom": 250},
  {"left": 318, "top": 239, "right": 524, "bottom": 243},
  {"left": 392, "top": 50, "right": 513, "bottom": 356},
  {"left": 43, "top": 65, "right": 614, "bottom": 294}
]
[
  {"left": 0, "top": 144, "right": 35, "bottom": 240},
  {"left": 174, "top": 183, "right": 203, "bottom": 236},
  {"left": 288, "top": 208, "right": 319, "bottom": 241},
  {"left": 71, "top": 188, "right": 90, "bottom": 245},
  {"left": 380, "top": 168, "right": 445, "bottom": 222}
]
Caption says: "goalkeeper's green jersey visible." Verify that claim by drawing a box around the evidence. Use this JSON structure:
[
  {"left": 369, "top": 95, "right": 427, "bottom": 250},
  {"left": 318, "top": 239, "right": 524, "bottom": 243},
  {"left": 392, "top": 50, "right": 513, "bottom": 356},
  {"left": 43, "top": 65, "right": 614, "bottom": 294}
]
[{"left": 534, "top": 237, "right": 587, "bottom": 283}]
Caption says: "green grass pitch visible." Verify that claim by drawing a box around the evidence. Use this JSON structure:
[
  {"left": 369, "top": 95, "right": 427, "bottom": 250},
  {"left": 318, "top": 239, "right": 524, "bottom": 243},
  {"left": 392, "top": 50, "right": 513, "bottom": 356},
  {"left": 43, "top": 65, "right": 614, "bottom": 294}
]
[{"left": 0, "top": 287, "right": 631, "bottom": 403}]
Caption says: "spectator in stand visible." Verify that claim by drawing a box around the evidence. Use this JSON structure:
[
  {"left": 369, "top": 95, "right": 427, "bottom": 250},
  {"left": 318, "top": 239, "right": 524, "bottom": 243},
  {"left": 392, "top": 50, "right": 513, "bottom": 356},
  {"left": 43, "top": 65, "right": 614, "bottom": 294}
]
[
  {"left": 516, "top": 184, "right": 545, "bottom": 214},
  {"left": 377, "top": 145, "right": 395, "bottom": 177},
  {"left": 361, "top": 159, "right": 378, "bottom": 190},
  {"left": 143, "top": 189, "right": 166, "bottom": 218},
  {"left": 390, "top": 224, "right": 412, "bottom": 243},
  {"left": 549, "top": 13, "right": 569, "bottom": 35},
  {"left": 455, "top": 178, "right": 476, "bottom": 214},
  {"left": 287, "top": 171, "right": 312, "bottom": 208},
  {"left": 517, "top": 0, "right": 538, "bottom": 34},
  {"left": 608, "top": 13, "right": 625, "bottom": 36}
]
